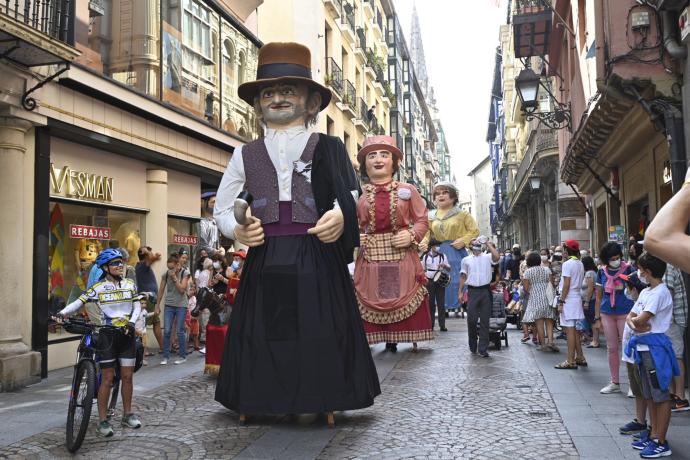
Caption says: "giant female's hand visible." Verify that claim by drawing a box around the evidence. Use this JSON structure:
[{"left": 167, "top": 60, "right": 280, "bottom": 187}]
[
  {"left": 451, "top": 239, "right": 466, "bottom": 250},
  {"left": 235, "top": 216, "right": 265, "bottom": 247},
  {"left": 391, "top": 231, "right": 414, "bottom": 248},
  {"left": 307, "top": 209, "right": 344, "bottom": 243}
]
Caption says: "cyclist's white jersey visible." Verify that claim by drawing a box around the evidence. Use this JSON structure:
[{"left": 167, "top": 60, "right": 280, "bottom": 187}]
[{"left": 60, "top": 278, "right": 142, "bottom": 327}]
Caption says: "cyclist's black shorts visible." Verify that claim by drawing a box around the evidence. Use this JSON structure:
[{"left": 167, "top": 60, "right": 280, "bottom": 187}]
[{"left": 97, "top": 329, "right": 136, "bottom": 369}]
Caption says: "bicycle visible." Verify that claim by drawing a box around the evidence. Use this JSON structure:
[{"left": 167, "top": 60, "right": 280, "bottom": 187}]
[{"left": 53, "top": 316, "right": 141, "bottom": 453}]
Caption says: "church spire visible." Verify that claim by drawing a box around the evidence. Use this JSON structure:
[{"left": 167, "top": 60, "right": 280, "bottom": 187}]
[{"left": 409, "top": 1, "right": 429, "bottom": 96}]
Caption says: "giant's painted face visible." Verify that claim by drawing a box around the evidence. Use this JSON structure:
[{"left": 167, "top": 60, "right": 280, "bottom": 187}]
[
  {"left": 365, "top": 150, "right": 394, "bottom": 183},
  {"left": 255, "top": 83, "right": 318, "bottom": 128}
]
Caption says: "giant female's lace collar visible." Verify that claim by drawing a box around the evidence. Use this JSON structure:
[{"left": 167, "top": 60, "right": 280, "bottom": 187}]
[{"left": 363, "top": 181, "right": 399, "bottom": 234}]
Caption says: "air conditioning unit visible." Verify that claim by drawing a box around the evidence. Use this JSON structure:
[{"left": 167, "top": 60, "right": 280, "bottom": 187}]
[{"left": 680, "top": 7, "right": 690, "bottom": 44}]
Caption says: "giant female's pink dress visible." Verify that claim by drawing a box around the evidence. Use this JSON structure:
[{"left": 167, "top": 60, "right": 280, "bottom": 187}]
[{"left": 354, "top": 181, "right": 434, "bottom": 344}]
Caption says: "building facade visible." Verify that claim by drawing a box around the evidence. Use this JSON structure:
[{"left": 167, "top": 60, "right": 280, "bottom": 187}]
[
  {"left": 493, "top": 1, "right": 588, "bottom": 252},
  {"left": 0, "top": 0, "right": 263, "bottom": 390},
  {"left": 467, "top": 156, "right": 494, "bottom": 238}
]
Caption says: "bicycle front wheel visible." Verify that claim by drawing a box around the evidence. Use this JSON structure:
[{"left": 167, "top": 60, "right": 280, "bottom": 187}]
[{"left": 66, "top": 360, "right": 96, "bottom": 453}]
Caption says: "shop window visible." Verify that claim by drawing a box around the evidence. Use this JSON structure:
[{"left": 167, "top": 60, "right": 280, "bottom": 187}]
[
  {"left": 162, "top": 0, "right": 220, "bottom": 126},
  {"left": 167, "top": 216, "right": 200, "bottom": 272},
  {"left": 75, "top": 0, "right": 161, "bottom": 97},
  {"left": 48, "top": 202, "right": 145, "bottom": 342}
]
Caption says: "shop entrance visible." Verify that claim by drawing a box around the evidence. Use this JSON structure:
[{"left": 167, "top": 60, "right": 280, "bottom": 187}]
[{"left": 626, "top": 198, "right": 649, "bottom": 243}]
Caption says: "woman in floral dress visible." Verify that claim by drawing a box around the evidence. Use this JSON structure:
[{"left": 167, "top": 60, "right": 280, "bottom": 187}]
[
  {"left": 354, "top": 136, "right": 433, "bottom": 352},
  {"left": 522, "top": 251, "right": 558, "bottom": 351}
]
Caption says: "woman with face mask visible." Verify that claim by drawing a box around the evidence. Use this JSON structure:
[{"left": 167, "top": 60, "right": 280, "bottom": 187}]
[{"left": 594, "top": 242, "right": 636, "bottom": 394}]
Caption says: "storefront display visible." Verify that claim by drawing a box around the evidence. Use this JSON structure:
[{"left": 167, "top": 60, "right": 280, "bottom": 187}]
[
  {"left": 168, "top": 217, "right": 200, "bottom": 269},
  {"left": 48, "top": 201, "right": 145, "bottom": 343}
]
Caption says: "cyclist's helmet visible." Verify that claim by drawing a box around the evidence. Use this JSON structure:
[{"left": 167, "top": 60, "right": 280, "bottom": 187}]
[{"left": 96, "top": 248, "right": 123, "bottom": 269}]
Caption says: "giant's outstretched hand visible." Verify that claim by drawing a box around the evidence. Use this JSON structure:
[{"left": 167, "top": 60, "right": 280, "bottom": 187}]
[
  {"left": 307, "top": 208, "right": 344, "bottom": 243},
  {"left": 235, "top": 216, "right": 265, "bottom": 247}
]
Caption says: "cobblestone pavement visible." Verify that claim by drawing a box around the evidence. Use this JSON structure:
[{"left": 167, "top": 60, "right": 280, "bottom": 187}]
[{"left": 0, "top": 317, "right": 579, "bottom": 459}]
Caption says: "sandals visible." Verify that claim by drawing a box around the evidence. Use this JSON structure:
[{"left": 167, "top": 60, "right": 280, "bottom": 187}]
[
  {"left": 586, "top": 343, "right": 600, "bottom": 348},
  {"left": 555, "top": 360, "right": 578, "bottom": 369},
  {"left": 520, "top": 336, "right": 530, "bottom": 343},
  {"left": 575, "top": 358, "right": 588, "bottom": 367}
]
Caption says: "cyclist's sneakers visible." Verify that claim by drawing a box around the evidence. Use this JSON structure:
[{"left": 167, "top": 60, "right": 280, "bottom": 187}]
[
  {"left": 122, "top": 413, "right": 142, "bottom": 429},
  {"left": 174, "top": 357, "right": 187, "bottom": 365},
  {"left": 96, "top": 420, "right": 114, "bottom": 437},
  {"left": 619, "top": 419, "right": 648, "bottom": 435},
  {"left": 671, "top": 395, "right": 690, "bottom": 412},
  {"left": 639, "top": 440, "right": 672, "bottom": 458}
]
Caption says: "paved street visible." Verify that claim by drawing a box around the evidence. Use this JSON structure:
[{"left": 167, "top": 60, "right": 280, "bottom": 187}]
[{"left": 1, "top": 317, "right": 689, "bottom": 459}]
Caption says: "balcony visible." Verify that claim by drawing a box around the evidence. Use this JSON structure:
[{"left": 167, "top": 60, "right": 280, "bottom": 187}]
[
  {"left": 336, "top": 79, "right": 357, "bottom": 117},
  {"left": 323, "top": 0, "right": 342, "bottom": 19},
  {"left": 339, "top": 3, "right": 356, "bottom": 45},
  {"left": 509, "top": 121, "right": 558, "bottom": 210},
  {"left": 325, "top": 57, "right": 343, "bottom": 100},
  {"left": 513, "top": 0, "right": 552, "bottom": 58},
  {"left": 365, "top": 48, "right": 386, "bottom": 92},
  {"left": 354, "top": 97, "right": 368, "bottom": 132},
  {"left": 362, "top": 0, "right": 374, "bottom": 20},
  {"left": 0, "top": 0, "right": 80, "bottom": 68},
  {"left": 372, "top": 8, "right": 383, "bottom": 41},
  {"left": 354, "top": 27, "right": 367, "bottom": 64}
]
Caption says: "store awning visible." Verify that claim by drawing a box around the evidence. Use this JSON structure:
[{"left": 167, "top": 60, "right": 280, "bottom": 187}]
[{"left": 560, "top": 89, "right": 635, "bottom": 185}]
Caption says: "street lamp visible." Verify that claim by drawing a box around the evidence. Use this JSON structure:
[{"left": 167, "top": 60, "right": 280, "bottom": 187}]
[
  {"left": 515, "top": 67, "right": 571, "bottom": 130},
  {"left": 529, "top": 176, "right": 541, "bottom": 191}
]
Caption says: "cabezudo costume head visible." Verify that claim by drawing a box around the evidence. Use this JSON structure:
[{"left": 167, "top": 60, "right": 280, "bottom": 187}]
[{"left": 237, "top": 42, "right": 332, "bottom": 111}]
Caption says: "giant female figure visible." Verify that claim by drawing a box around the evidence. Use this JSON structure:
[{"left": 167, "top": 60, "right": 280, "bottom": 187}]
[{"left": 354, "top": 136, "right": 433, "bottom": 352}]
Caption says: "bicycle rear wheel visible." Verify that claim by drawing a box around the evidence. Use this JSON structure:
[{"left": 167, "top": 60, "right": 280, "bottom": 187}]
[{"left": 66, "top": 360, "right": 96, "bottom": 453}]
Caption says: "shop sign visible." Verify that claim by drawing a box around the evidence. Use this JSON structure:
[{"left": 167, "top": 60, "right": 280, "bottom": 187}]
[
  {"left": 609, "top": 225, "right": 626, "bottom": 244},
  {"left": 50, "top": 163, "right": 114, "bottom": 202},
  {"left": 69, "top": 224, "right": 111, "bottom": 240},
  {"left": 173, "top": 234, "right": 198, "bottom": 245}
]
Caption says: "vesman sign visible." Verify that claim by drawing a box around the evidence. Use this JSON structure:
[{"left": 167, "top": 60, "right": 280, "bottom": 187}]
[{"left": 50, "top": 163, "right": 114, "bottom": 202}]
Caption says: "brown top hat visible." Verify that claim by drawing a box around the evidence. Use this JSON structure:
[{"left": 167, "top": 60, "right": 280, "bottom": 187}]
[
  {"left": 237, "top": 42, "right": 332, "bottom": 110},
  {"left": 356, "top": 135, "right": 404, "bottom": 164}
]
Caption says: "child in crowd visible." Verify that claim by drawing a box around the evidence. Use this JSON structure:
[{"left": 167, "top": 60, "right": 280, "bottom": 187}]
[
  {"left": 618, "top": 272, "right": 650, "bottom": 437},
  {"left": 623, "top": 252, "right": 680, "bottom": 458},
  {"left": 186, "top": 283, "right": 201, "bottom": 352}
]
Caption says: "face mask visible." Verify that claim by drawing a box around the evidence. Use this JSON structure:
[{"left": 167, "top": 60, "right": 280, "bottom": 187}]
[
  {"left": 541, "top": 255, "right": 548, "bottom": 262},
  {"left": 609, "top": 259, "right": 621, "bottom": 269},
  {"left": 231, "top": 261, "right": 240, "bottom": 270},
  {"left": 637, "top": 270, "right": 648, "bottom": 285},
  {"left": 552, "top": 255, "right": 562, "bottom": 261},
  {"left": 471, "top": 245, "right": 482, "bottom": 254},
  {"left": 554, "top": 252, "right": 562, "bottom": 257},
  {"left": 212, "top": 261, "right": 221, "bottom": 270},
  {"left": 624, "top": 288, "right": 638, "bottom": 301}
]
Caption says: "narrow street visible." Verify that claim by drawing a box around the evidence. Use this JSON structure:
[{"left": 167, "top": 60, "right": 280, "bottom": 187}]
[{"left": 2, "top": 318, "right": 688, "bottom": 459}]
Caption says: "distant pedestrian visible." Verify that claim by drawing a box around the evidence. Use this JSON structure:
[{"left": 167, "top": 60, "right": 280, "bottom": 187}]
[
  {"left": 135, "top": 246, "right": 163, "bottom": 356},
  {"left": 662, "top": 263, "right": 689, "bottom": 411},
  {"left": 424, "top": 239, "right": 451, "bottom": 331},
  {"left": 581, "top": 256, "right": 600, "bottom": 348},
  {"left": 522, "top": 251, "right": 558, "bottom": 352},
  {"left": 155, "top": 253, "right": 190, "bottom": 365},
  {"left": 459, "top": 238, "right": 500, "bottom": 357},
  {"left": 505, "top": 244, "right": 523, "bottom": 281},
  {"left": 555, "top": 240, "right": 586, "bottom": 369}
]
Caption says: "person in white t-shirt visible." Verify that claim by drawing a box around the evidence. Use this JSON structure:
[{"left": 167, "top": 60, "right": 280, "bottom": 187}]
[
  {"left": 555, "top": 240, "right": 586, "bottom": 369},
  {"left": 459, "top": 239, "right": 500, "bottom": 357},
  {"left": 624, "top": 252, "right": 677, "bottom": 457}
]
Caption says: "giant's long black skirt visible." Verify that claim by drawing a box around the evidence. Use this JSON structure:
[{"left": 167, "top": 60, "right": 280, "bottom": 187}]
[{"left": 214, "top": 234, "right": 381, "bottom": 414}]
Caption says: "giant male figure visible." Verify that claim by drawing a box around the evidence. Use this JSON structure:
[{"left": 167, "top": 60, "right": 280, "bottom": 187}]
[{"left": 213, "top": 42, "right": 380, "bottom": 425}]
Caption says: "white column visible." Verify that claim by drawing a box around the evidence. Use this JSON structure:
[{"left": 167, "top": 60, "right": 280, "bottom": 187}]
[
  {"left": 0, "top": 117, "right": 40, "bottom": 391},
  {"left": 146, "top": 169, "right": 168, "bottom": 278}
]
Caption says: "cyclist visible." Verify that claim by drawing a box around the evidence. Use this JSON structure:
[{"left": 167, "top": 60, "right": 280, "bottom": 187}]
[{"left": 56, "top": 248, "right": 143, "bottom": 437}]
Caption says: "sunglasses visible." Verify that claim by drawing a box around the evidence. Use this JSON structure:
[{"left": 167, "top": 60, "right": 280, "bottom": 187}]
[{"left": 108, "top": 260, "right": 124, "bottom": 267}]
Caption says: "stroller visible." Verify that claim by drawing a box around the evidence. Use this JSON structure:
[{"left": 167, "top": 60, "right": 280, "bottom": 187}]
[
  {"left": 488, "top": 287, "right": 509, "bottom": 349},
  {"left": 504, "top": 283, "right": 522, "bottom": 330}
]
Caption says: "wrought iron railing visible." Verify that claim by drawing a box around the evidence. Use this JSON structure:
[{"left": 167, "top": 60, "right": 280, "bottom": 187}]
[
  {"left": 513, "top": 123, "right": 558, "bottom": 198},
  {"left": 376, "top": 8, "right": 384, "bottom": 31},
  {"left": 515, "top": 0, "right": 551, "bottom": 11},
  {"left": 327, "top": 0, "right": 343, "bottom": 14},
  {"left": 341, "top": 2, "right": 354, "bottom": 32},
  {"left": 365, "top": 48, "right": 385, "bottom": 84},
  {"left": 325, "top": 57, "right": 343, "bottom": 95},
  {"left": 342, "top": 79, "right": 356, "bottom": 106},
  {"left": 1, "top": 0, "right": 75, "bottom": 45},
  {"left": 356, "top": 27, "right": 366, "bottom": 50}
]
